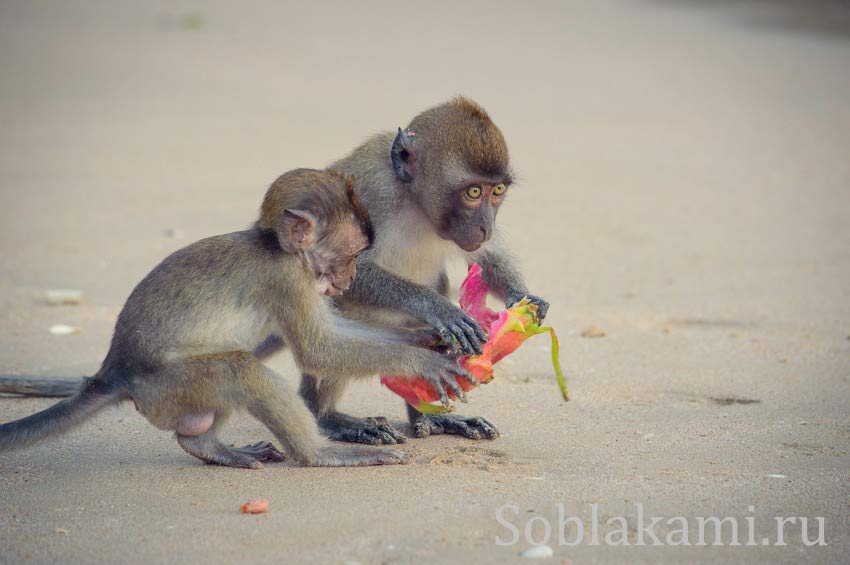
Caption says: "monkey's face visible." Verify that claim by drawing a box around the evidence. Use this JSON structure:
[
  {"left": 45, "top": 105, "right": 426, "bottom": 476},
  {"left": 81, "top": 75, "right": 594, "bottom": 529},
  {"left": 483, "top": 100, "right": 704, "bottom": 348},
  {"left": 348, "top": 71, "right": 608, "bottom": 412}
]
[
  {"left": 307, "top": 218, "right": 370, "bottom": 296},
  {"left": 435, "top": 181, "right": 509, "bottom": 252}
]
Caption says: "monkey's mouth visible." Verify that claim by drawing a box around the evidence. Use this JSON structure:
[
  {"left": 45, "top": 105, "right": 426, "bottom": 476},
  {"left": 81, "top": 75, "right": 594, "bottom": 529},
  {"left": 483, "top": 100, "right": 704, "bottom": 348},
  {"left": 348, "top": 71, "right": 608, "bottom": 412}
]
[
  {"left": 440, "top": 229, "right": 485, "bottom": 252},
  {"left": 457, "top": 240, "right": 484, "bottom": 252},
  {"left": 324, "top": 279, "right": 350, "bottom": 296}
]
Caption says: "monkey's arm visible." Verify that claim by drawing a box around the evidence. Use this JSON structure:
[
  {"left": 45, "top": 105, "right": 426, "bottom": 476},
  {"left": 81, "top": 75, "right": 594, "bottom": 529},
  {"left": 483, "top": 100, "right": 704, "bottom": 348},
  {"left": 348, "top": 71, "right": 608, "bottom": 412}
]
[
  {"left": 471, "top": 239, "right": 549, "bottom": 321},
  {"left": 332, "top": 316, "right": 439, "bottom": 348},
  {"left": 346, "top": 259, "right": 488, "bottom": 355},
  {"left": 279, "top": 290, "right": 470, "bottom": 408}
]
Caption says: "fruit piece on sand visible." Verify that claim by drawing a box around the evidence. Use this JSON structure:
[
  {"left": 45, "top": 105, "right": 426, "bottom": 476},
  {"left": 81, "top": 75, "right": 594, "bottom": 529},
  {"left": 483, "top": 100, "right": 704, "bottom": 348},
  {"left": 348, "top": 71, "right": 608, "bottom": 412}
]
[{"left": 240, "top": 499, "right": 269, "bottom": 514}]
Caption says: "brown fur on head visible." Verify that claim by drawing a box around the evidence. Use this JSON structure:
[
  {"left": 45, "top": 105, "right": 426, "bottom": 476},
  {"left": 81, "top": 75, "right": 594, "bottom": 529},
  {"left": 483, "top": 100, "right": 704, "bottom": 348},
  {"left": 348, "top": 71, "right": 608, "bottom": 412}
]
[
  {"left": 407, "top": 96, "right": 510, "bottom": 181},
  {"left": 391, "top": 97, "right": 513, "bottom": 252},
  {"left": 259, "top": 169, "right": 373, "bottom": 243},
  {"left": 258, "top": 168, "right": 373, "bottom": 295}
]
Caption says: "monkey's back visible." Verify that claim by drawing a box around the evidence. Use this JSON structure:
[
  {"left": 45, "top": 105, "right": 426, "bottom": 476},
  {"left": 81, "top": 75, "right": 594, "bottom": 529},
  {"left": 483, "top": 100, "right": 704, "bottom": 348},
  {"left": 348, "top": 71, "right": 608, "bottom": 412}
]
[{"left": 102, "top": 230, "right": 298, "bottom": 373}]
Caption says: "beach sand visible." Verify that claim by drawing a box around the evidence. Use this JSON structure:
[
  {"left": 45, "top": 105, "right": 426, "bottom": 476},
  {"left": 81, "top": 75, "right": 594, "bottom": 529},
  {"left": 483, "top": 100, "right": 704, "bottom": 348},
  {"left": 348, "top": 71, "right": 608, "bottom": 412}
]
[{"left": 1, "top": 1, "right": 848, "bottom": 562}]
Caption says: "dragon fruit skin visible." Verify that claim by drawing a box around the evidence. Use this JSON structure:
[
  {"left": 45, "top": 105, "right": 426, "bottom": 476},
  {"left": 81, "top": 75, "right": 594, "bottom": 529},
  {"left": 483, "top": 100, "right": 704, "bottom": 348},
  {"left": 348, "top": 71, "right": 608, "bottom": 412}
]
[{"left": 381, "top": 264, "right": 567, "bottom": 412}]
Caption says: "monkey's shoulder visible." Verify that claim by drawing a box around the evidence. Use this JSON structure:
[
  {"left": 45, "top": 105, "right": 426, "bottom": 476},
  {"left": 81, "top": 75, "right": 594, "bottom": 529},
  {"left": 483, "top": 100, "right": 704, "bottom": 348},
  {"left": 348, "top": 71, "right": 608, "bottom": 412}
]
[{"left": 152, "top": 230, "right": 284, "bottom": 274}]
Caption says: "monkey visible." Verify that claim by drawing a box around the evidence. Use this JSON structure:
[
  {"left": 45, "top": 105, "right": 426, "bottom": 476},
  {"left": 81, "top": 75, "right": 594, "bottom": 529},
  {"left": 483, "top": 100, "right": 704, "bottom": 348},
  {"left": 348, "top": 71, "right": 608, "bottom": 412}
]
[
  {"left": 294, "top": 97, "right": 551, "bottom": 445},
  {"left": 1, "top": 99, "right": 549, "bottom": 446},
  {"left": 0, "top": 169, "right": 473, "bottom": 468}
]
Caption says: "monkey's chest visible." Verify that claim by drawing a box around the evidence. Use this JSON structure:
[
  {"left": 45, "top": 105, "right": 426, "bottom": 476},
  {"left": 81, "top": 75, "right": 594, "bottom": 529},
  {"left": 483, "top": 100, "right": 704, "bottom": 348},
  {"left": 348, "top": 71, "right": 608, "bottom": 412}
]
[
  {"left": 374, "top": 214, "right": 457, "bottom": 287},
  {"left": 376, "top": 243, "right": 452, "bottom": 287}
]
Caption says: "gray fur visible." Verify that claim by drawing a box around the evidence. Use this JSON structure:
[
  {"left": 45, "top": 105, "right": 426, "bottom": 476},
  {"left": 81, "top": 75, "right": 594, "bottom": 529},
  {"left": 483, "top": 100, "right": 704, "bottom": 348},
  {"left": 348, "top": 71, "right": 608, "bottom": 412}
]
[
  {"left": 0, "top": 169, "right": 471, "bottom": 467},
  {"left": 302, "top": 98, "right": 550, "bottom": 444}
]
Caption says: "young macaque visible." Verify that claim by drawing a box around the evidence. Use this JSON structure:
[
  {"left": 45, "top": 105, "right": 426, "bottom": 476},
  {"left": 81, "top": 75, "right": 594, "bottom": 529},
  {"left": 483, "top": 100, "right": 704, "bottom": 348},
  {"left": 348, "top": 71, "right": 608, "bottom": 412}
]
[
  {"left": 300, "top": 97, "right": 550, "bottom": 444},
  {"left": 0, "top": 169, "right": 472, "bottom": 468}
]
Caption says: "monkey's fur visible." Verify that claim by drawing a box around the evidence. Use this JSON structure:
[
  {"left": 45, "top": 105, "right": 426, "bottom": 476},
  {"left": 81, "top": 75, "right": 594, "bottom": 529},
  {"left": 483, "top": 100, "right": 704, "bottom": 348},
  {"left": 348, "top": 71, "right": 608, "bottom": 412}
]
[
  {"left": 0, "top": 169, "right": 471, "bottom": 468},
  {"left": 298, "top": 97, "right": 551, "bottom": 445},
  {"left": 0, "top": 98, "right": 550, "bottom": 447}
]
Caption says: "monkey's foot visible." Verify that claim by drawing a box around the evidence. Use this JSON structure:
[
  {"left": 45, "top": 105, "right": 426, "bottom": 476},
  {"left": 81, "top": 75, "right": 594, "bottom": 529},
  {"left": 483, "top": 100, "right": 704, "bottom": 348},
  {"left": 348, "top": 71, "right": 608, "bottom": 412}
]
[
  {"left": 178, "top": 434, "right": 264, "bottom": 469},
  {"left": 319, "top": 412, "right": 407, "bottom": 445},
  {"left": 232, "top": 441, "right": 287, "bottom": 463},
  {"left": 411, "top": 413, "right": 500, "bottom": 440},
  {"left": 312, "top": 446, "right": 408, "bottom": 467}
]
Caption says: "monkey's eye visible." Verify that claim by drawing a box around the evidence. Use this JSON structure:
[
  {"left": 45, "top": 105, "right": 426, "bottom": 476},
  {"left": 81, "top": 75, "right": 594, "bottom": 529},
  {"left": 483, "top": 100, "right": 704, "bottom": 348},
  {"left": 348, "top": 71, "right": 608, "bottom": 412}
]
[
  {"left": 493, "top": 184, "right": 507, "bottom": 196},
  {"left": 466, "top": 186, "right": 482, "bottom": 199}
]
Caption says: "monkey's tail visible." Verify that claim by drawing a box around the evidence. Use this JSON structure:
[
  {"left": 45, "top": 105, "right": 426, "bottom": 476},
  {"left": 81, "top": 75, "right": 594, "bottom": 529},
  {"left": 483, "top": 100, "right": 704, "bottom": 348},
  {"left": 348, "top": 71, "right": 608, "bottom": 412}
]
[
  {"left": 0, "top": 376, "right": 121, "bottom": 451},
  {"left": 0, "top": 375, "right": 84, "bottom": 397}
]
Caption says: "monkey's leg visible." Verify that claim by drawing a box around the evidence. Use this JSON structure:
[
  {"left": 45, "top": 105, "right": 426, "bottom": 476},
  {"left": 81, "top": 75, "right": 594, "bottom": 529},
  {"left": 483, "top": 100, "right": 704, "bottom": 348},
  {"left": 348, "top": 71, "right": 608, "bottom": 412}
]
[
  {"left": 251, "top": 368, "right": 407, "bottom": 466},
  {"left": 320, "top": 412, "right": 407, "bottom": 446},
  {"left": 299, "top": 374, "right": 407, "bottom": 445},
  {"left": 177, "top": 429, "right": 263, "bottom": 469},
  {"left": 406, "top": 403, "right": 500, "bottom": 440},
  {"left": 176, "top": 412, "right": 285, "bottom": 469},
  {"left": 134, "top": 355, "right": 286, "bottom": 469}
]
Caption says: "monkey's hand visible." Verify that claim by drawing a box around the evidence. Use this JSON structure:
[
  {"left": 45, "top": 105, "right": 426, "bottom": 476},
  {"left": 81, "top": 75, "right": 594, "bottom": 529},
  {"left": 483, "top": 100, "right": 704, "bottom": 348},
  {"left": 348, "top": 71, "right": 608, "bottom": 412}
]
[
  {"left": 425, "top": 299, "right": 488, "bottom": 356},
  {"left": 418, "top": 351, "right": 477, "bottom": 409},
  {"left": 506, "top": 290, "right": 550, "bottom": 322}
]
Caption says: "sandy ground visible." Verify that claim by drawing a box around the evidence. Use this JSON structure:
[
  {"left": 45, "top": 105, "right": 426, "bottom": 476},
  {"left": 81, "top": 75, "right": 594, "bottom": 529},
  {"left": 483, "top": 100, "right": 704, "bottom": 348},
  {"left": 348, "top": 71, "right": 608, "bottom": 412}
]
[{"left": 1, "top": 1, "right": 849, "bottom": 563}]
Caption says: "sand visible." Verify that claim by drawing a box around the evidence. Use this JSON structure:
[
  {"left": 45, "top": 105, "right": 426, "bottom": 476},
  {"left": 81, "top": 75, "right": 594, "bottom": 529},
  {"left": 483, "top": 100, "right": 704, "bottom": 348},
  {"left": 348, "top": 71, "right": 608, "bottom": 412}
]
[{"left": 1, "top": 1, "right": 849, "bottom": 562}]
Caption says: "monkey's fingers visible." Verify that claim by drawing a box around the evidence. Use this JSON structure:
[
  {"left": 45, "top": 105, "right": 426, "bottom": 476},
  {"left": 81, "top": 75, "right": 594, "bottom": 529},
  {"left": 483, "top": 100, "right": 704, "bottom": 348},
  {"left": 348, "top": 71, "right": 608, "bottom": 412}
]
[
  {"left": 456, "top": 320, "right": 485, "bottom": 355},
  {"left": 448, "top": 324, "right": 477, "bottom": 356},
  {"left": 233, "top": 441, "right": 287, "bottom": 463},
  {"left": 437, "top": 384, "right": 451, "bottom": 409},
  {"left": 436, "top": 326, "right": 465, "bottom": 356},
  {"left": 466, "top": 316, "right": 489, "bottom": 346},
  {"left": 443, "top": 374, "right": 467, "bottom": 403},
  {"left": 455, "top": 365, "right": 477, "bottom": 388},
  {"left": 528, "top": 295, "right": 550, "bottom": 322}
]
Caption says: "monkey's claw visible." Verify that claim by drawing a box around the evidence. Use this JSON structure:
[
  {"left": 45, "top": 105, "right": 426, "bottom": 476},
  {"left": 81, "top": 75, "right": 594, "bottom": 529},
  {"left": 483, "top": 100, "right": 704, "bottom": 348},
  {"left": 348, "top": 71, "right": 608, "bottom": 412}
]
[
  {"left": 233, "top": 441, "right": 287, "bottom": 462},
  {"left": 319, "top": 413, "right": 407, "bottom": 445},
  {"left": 507, "top": 291, "right": 550, "bottom": 322},
  {"left": 411, "top": 413, "right": 499, "bottom": 440}
]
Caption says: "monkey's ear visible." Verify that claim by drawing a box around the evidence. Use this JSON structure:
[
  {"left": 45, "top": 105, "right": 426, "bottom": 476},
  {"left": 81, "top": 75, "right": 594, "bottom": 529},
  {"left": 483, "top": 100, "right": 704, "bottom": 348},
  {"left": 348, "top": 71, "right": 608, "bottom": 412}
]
[
  {"left": 391, "top": 127, "right": 416, "bottom": 183},
  {"left": 278, "top": 209, "right": 316, "bottom": 252}
]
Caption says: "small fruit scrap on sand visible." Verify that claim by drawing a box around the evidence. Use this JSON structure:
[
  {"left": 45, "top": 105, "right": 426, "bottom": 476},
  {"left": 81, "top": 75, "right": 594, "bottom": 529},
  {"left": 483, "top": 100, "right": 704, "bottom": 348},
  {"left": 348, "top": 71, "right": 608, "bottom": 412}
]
[
  {"left": 580, "top": 325, "right": 606, "bottom": 338},
  {"left": 240, "top": 499, "right": 269, "bottom": 514}
]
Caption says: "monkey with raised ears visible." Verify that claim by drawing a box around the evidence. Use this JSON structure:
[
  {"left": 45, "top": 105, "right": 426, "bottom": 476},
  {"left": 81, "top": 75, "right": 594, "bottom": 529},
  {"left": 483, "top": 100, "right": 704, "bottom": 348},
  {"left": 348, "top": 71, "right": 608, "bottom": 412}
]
[
  {"left": 0, "top": 98, "right": 549, "bottom": 447},
  {"left": 297, "top": 97, "right": 551, "bottom": 445},
  {"left": 0, "top": 169, "right": 472, "bottom": 468}
]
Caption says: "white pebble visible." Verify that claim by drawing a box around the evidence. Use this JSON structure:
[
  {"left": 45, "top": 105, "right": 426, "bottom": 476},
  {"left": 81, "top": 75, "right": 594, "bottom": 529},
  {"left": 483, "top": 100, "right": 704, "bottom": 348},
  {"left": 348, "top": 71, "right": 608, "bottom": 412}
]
[
  {"left": 49, "top": 324, "right": 81, "bottom": 335},
  {"left": 519, "top": 545, "right": 554, "bottom": 559},
  {"left": 46, "top": 289, "right": 84, "bottom": 305},
  {"left": 765, "top": 474, "right": 787, "bottom": 479}
]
